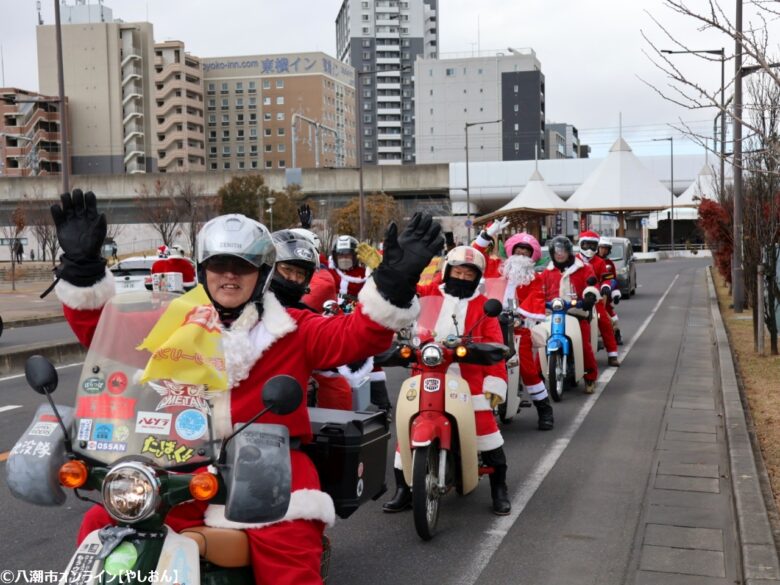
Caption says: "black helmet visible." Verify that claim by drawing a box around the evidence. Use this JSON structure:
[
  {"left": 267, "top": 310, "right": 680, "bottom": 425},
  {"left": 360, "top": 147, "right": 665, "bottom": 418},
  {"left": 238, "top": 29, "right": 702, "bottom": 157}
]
[
  {"left": 272, "top": 230, "right": 318, "bottom": 285},
  {"left": 548, "top": 236, "right": 573, "bottom": 259}
]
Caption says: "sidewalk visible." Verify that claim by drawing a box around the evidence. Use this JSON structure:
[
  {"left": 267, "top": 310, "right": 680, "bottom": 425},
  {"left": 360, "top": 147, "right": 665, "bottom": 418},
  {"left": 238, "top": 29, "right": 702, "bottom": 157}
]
[
  {"left": 630, "top": 268, "right": 780, "bottom": 584},
  {"left": 0, "top": 281, "right": 64, "bottom": 326}
]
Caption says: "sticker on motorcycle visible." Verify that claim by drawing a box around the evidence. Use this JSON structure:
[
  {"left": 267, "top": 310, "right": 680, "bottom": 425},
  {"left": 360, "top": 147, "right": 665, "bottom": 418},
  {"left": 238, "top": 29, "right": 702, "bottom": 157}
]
[
  {"left": 104, "top": 542, "right": 138, "bottom": 577},
  {"left": 81, "top": 377, "right": 105, "bottom": 394},
  {"left": 175, "top": 409, "right": 207, "bottom": 441},
  {"left": 135, "top": 411, "right": 172, "bottom": 435},
  {"left": 356, "top": 478, "right": 364, "bottom": 498},
  {"left": 406, "top": 388, "right": 417, "bottom": 401},
  {"left": 150, "top": 380, "right": 212, "bottom": 414},
  {"left": 28, "top": 421, "right": 57, "bottom": 437},
  {"left": 76, "top": 395, "right": 136, "bottom": 420},
  {"left": 107, "top": 371, "right": 128, "bottom": 395},
  {"left": 423, "top": 378, "right": 441, "bottom": 393},
  {"left": 93, "top": 423, "right": 113, "bottom": 441},
  {"left": 114, "top": 425, "right": 130, "bottom": 442},
  {"left": 77, "top": 419, "right": 93, "bottom": 442},
  {"left": 86, "top": 441, "right": 127, "bottom": 452},
  {"left": 10, "top": 440, "right": 52, "bottom": 458},
  {"left": 141, "top": 435, "right": 195, "bottom": 464},
  {"left": 65, "top": 552, "right": 99, "bottom": 583}
]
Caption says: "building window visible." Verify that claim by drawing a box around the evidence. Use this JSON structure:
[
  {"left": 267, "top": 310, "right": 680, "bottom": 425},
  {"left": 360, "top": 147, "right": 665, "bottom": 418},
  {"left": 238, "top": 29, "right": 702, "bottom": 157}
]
[
  {"left": 514, "top": 143, "right": 520, "bottom": 150},
  {"left": 277, "top": 144, "right": 286, "bottom": 152},
  {"left": 362, "top": 39, "right": 371, "bottom": 48},
  {"left": 276, "top": 79, "right": 284, "bottom": 89},
  {"left": 263, "top": 80, "right": 271, "bottom": 89},
  {"left": 221, "top": 98, "right": 229, "bottom": 109},
  {"left": 264, "top": 113, "right": 272, "bottom": 121},
  {"left": 429, "top": 108, "right": 433, "bottom": 115},
  {"left": 445, "top": 68, "right": 455, "bottom": 77},
  {"left": 238, "top": 161, "right": 245, "bottom": 169},
  {"left": 362, "top": 77, "right": 372, "bottom": 86},
  {"left": 514, "top": 123, "right": 519, "bottom": 131},
  {"left": 209, "top": 146, "right": 217, "bottom": 156},
  {"left": 402, "top": 39, "right": 410, "bottom": 47},
  {"left": 361, "top": 1, "right": 368, "bottom": 7},
  {"left": 362, "top": 27, "right": 370, "bottom": 34},
  {"left": 277, "top": 127, "right": 285, "bottom": 136},
  {"left": 362, "top": 14, "right": 369, "bottom": 21},
  {"left": 236, "top": 98, "right": 244, "bottom": 109},
  {"left": 251, "top": 160, "right": 258, "bottom": 169},
  {"left": 250, "top": 128, "right": 258, "bottom": 139},
  {"left": 364, "top": 127, "right": 373, "bottom": 136},
  {"left": 363, "top": 89, "right": 372, "bottom": 98},
  {"left": 514, "top": 104, "right": 519, "bottom": 112},
  {"left": 276, "top": 96, "right": 284, "bottom": 105},
  {"left": 222, "top": 130, "right": 230, "bottom": 140},
  {"left": 209, "top": 130, "right": 216, "bottom": 140},
  {"left": 210, "top": 162, "right": 217, "bottom": 170},
  {"left": 221, "top": 114, "right": 229, "bottom": 124},
  {"left": 224, "top": 162, "right": 231, "bottom": 170},
  {"left": 208, "top": 99, "right": 216, "bottom": 110},
  {"left": 265, "top": 160, "right": 273, "bottom": 169},
  {"left": 222, "top": 146, "right": 231, "bottom": 156},
  {"left": 276, "top": 112, "right": 285, "bottom": 121},
  {"left": 236, "top": 82, "right": 243, "bottom": 93},
  {"left": 237, "top": 113, "right": 244, "bottom": 124},
  {"left": 363, "top": 51, "right": 371, "bottom": 60},
  {"left": 364, "top": 140, "right": 372, "bottom": 149},
  {"left": 237, "top": 129, "right": 245, "bottom": 140},
  {"left": 208, "top": 114, "right": 216, "bottom": 126},
  {"left": 264, "top": 128, "right": 272, "bottom": 137},
  {"left": 221, "top": 82, "right": 228, "bottom": 93},
  {"left": 250, "top": 145, "right": 258, "bottom": 155},
  {"left": 248, "top": 97, "right": 257, "bottom": 109},
  {"left": 265, "top": 144, "right": 272, "bottom": 152},
  {"left": 207, "top": 82, "right": 215, "bottom": 94},
  {"left": 237, "top": 145, "right": 245, "bottom": 155},
  {"left": 263, "top": 97, "right": 271, "bottom": 106},
  {"left": 248, "top": 81, "right": 256, "bottom": 93}
]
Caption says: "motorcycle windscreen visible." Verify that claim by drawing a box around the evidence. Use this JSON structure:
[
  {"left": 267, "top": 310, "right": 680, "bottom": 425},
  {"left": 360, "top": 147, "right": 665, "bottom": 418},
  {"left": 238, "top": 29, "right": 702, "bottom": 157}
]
[
  {"left": 415, "top": 295, "right": 444, "bottom": 342},
  {"left": 223, "top": 423, "right": 292, "bottom": 524},
  {"left": 71, "top": 291, "right": 217, "bottom": 469},
  {"left": 6, "top": 404, "right": 74, "bottom": 506},
  {"left": 482, "top": 277, "right": 508, "bottom": 305}
]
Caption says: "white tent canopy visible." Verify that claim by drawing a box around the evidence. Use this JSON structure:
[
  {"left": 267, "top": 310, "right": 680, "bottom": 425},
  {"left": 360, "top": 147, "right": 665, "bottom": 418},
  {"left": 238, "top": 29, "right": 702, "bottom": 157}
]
[
  {"left": 475, "top": 168, "right": 567, "bottom": 225},
  {"left": 675, "top": 164, "right": 718, "bottom": 207},
  {"left": 566, "top": 137, "right": 672, "bottom": 212}
]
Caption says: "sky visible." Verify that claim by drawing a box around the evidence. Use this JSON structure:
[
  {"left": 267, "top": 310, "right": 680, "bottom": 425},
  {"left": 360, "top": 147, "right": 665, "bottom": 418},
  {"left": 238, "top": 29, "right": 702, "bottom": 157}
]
[{"left": 0, "top": 0, "right": 769, "bottom": 158}]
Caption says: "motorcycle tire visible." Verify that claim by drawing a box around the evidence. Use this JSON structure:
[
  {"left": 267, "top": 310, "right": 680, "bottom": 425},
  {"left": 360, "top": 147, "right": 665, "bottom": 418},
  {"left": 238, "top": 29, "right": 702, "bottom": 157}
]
[
  {"left": 548, "top": 351, "right": 564, "bottom": 402},
  {"left": 412, "top": 445, "right": 440, "bottom": 541}
]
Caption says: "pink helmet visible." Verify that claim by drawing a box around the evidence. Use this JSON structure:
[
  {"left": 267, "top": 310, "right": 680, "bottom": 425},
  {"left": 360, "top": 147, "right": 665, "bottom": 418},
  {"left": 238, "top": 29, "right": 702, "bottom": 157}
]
[{"left": 505, "top": 233, "right": 542, "bottom": 262}]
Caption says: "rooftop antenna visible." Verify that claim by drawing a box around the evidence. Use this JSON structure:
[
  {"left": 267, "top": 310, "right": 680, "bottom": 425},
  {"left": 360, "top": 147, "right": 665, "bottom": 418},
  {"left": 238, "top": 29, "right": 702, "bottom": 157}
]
[
  {"left": 534, "top": 143, "right": 538, "bottom": 171},
  {"left": 36, "top": 1, "right": 43, "bottom": 25},
  {"left": 619, "top": 112, "right": 623, "bottom": 139}
]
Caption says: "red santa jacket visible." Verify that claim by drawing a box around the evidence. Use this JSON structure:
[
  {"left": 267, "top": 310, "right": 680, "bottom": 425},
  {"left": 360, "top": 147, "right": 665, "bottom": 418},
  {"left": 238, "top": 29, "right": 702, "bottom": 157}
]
[
  {"left": 301, "top": 269, "right": 338, "bottom": 313},
  {"left": 472, "top": 234, "right": 502, "bottom": 278},
  {"left": 540, "top": 259, "right": 599, "bottom": 303},
  {"left": 577, "top": 253, "right": 608, "bottom": 283},
  {"left": 327, "top": 264, "right": 368, "bottom": 298},
  {"left": 416, "top": 283, "right": 508, "bottom": 408},
  {"left": 512, "top": 274, "right": 547, "bottom": 322}
]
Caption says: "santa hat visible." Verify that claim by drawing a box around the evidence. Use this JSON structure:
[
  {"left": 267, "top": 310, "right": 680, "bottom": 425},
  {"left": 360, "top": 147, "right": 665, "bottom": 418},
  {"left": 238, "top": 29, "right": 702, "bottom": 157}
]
[
  {"left": 517, "top": 285, "right": 547, "bottom": 322},
  {"left": 578, "top": 230, "right": 600, "bottom": 244}
]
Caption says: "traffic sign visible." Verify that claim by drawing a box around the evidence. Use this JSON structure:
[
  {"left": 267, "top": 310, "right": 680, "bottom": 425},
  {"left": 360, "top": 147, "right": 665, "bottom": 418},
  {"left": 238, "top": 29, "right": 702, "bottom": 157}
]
[
  {"left": 641, "top": 218, "right": 648, "bottom": 227},
  {"left": 465, "top": 219, "right": 473, "bottom": 227}
]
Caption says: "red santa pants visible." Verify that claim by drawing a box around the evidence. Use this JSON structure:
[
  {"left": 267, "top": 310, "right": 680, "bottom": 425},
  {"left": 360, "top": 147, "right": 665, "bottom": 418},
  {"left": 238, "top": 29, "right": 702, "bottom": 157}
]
[
  {"left": 77, "top": 452, "right": 326, "bottom": 585},
  {"left": 596, "top": 302, "right": 619, "bottom": 356},
  {"left": 518, "top": 328, "right": 547, "bottom": 401},
  {"left": 579, "top": 318, "right": 598, "bottom": 382}
]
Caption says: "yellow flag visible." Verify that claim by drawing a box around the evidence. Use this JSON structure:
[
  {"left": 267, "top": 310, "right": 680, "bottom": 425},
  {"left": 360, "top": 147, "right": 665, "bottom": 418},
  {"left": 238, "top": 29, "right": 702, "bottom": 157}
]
[
  {"left": 418, "top": 255, "right": 443, "bottom": 285},
  {"left": 137, "top": 285, "right": 228, "bottom": 391}
]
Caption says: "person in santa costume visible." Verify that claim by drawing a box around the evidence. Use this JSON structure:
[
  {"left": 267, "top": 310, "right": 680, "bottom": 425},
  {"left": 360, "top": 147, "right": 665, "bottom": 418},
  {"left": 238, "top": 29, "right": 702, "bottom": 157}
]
[
  {"left": 597, "top": 237, "right": 624, "bottom": 346},
  {"left": 540, "top": 236, "right": 601, "bottom": 394},
  {"left": 471, "top": 216, "right": 510, "bottom": 278},
  {"left": 150, "top": 244, "right": 197, "bottom": 291},
  {"left": 501, "top": 233, "right": 554, "bottom": 430},
  {"left": 383, "top": 246, "right": 512, "bottom": 516},
  {"left": 576, "top": 231, "right": 620, "bottom": 367},
  {"left": 51, "top": 189, "right": 442, "bottom": 585},
  {"left": 329, "top": 234, "right": 393, "bottom": 416}
]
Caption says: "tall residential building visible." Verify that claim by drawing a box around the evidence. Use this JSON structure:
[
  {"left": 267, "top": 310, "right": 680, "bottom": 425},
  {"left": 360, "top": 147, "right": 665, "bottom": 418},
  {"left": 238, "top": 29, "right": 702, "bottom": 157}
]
[
  {"left": 414, "top": 49, "right": 545, "bottom": 164},
  {"left": 200, "top": 53, "right": 356, "bottom": 171},
  {"left": 154, "top": 41, "right": 206, "bottom": 172},
  {"left": 36, "top": 1, "right": 157, "bottom": 174},
  {"left": 336, "top": 0, "right": 438, "bottom": 165},
  {"left": 547, "top": 123, "right": 581, "bottom": 159},
  {"left": 0, "top": 88, "right": 65, "bottom": 177}
]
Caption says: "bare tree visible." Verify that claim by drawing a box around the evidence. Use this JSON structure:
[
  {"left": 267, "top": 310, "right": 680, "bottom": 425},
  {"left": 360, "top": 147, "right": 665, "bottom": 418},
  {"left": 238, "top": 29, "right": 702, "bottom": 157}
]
[
  {"left": 171, "top": 175, "right": 216, "bottom": 258},
  {"left": 135, "top": 179, "right": 180, "bottom": 249},
  {"left": 24, "top": 188, "right": 58, "bottom": 265},
  {"left": 2, "top": 206, "right": 26, "bottom": 291}
]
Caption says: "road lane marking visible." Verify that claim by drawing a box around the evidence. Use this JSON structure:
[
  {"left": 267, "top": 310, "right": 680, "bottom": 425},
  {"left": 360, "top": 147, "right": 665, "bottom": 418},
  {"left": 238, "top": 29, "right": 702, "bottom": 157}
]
[
  {"left": 0, "top": 361, "right": 83, "bottom": 384},
  {"left": 459, "top": 274, "right": 680, "bottom": 585},
  {"left": 0, "top": 405, "right": 22, "bottom": 414}
]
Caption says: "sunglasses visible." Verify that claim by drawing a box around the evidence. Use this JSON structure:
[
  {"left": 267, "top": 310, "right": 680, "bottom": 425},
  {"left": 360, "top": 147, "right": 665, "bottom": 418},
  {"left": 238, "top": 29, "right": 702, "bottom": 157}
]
[{"left": 206, "top": 256, "right": 258, "bottom": 275}]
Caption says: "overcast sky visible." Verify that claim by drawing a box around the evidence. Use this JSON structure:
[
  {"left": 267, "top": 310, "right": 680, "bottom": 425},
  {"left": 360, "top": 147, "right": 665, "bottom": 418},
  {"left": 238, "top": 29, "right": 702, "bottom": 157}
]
[{"left": 0, "top": 0, "right": 767, "bottom": 157}]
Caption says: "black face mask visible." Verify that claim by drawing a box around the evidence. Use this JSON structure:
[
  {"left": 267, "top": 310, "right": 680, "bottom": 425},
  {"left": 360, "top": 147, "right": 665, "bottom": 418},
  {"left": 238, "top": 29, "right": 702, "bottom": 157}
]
[
  {"left": 269, "top": 273, "right": 309, "bottom": 307},
  {"left": 444, "top": 276, "right": 479, "bottom": 299},
  {"left": 553, "top": 255, "right": 575, "bottom": 271}
]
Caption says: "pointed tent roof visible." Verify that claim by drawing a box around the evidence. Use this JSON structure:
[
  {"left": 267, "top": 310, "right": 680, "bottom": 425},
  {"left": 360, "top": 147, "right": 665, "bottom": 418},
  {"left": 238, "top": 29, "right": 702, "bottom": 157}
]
[
  {"left": 675, "top": 164, "right": 718, "bottom": 207},
  {"left": 566, "top": 137, "right": 672, "bottom": 212},
  {"left": 475, "top": 167, "right": 568, "bottom": 226}
]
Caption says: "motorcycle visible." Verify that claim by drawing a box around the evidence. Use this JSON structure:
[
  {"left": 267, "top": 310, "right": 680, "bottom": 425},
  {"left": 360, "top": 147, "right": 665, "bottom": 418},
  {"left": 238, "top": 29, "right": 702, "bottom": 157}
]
[
  {"left": 6, "top": 291, "right": 389, "bottom": 584},
  {"left": 376, "top": 296, "right": 508, "bottom": 540},
  {"left": 533, "top": 296, "right": 598, "bottom": 402}
]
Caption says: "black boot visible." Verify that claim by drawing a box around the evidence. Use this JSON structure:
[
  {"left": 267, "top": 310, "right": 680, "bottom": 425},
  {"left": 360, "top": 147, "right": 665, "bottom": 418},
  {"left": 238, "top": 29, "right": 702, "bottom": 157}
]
[
  {"left": 382, "top": 468, "right": 412, "bottom": 513},
  {"left": 370, "top": 380, "right": 392, "bottom": 421},
  {"left": 483, "top": 448, "right": 511, "bottom": 515},
  {"left": 533, "top": 397, "right": 554, "bottom": 431},
  {"left": 615, "top": 329, "right": 624, "bottom": 346}
]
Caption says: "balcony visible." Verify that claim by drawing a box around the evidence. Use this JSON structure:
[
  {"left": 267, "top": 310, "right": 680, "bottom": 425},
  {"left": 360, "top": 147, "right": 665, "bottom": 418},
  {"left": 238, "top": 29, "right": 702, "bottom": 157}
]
[
  {"left": 378, "top": 145, "right": 402, "bottom": 153},
  {"left": 377, "top": 107, "right": 401, "bottom": 116},
  {"left": 376, "top": 57, "right": 401, "bottom": 66},
  {"left": 125, "top": 158, "right": 146, "bottom": 174}
]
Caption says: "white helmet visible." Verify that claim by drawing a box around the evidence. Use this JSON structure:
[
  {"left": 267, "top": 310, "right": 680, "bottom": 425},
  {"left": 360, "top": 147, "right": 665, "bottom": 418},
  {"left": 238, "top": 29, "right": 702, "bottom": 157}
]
[
  {"left": 598, "top": 237, "right": 612, "bottom": 249},
  {"left": 289, "top": 228, "right": 321, "bottom": 251},
  {"left": 442, "top": 245, "right": 486, "bottom": 280}
]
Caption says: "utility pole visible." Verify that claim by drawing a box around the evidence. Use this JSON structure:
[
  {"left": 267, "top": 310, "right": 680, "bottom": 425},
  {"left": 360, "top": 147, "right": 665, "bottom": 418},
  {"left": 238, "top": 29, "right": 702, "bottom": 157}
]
[
  {"left": 54, "top": 0, "right": 70, "bottom": 193},
  {"left": 733, "top": 0, "right": 744, "bottom": 312}
]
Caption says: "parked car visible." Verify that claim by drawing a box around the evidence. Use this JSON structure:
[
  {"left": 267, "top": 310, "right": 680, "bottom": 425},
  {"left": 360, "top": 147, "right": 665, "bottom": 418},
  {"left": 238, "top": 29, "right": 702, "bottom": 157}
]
[
  {"left": 110, "top": 256, "right": 155, "bottom": 294},
  {"left": 608, "top": 237, "right": 637, "bottom": 297}
]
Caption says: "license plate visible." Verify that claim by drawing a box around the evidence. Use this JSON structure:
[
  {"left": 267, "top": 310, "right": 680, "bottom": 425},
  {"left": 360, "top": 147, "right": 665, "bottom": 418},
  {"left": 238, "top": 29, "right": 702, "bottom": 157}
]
[
  {"left": 423, "top": 378, "right": 441, "bottom": 393},
  {"left": 122, "top": 281, "right": 136, "bottom": 289}
]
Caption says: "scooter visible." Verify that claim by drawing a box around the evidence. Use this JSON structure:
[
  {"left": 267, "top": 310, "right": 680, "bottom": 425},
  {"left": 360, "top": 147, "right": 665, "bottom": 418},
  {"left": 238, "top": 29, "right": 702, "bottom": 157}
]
[
  {"left": 6, "top": 291, "right": 389, "bottom": 584},
  {"left": 376, "top": 297, "right": 508, "bottom": 540},
  {"left": 533, "top": 296, "right": 598, "bottom": 401}
]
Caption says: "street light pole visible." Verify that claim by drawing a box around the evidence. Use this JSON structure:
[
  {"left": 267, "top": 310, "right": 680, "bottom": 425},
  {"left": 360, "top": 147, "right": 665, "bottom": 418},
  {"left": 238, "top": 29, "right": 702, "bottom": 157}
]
[
  {"left": 54, "top": 0, "right": 69, "bottom": 193},
  {"left": 464, "top": 119, "right": 502, "bottom": 242},
  {"left": 733, "top": 0, "right": 744, "bottom": 312},
  {"left": 267, "top": 196, "right": 276, "bottom": 231}
]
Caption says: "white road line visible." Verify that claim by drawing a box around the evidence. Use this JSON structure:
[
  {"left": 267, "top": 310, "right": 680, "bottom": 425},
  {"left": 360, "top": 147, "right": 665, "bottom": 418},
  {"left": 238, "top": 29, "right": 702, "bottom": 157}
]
[
  {"left": 0, "top": 361, "right": 83, "bottom": 384},
  {"left": 459, "top": 274, "right": 680, "bottom": 584},
  {"left": 0, "top": 405, "right": 22, "bottom": 414}
]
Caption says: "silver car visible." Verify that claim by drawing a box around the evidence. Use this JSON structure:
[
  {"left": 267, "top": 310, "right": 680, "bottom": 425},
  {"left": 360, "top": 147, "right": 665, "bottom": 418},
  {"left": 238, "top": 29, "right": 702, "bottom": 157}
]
[
  {"left": 110, "top": 257, "right": 155, "bottom": 294},
  {"left": 608, "top": 237, "right": 637, "bottom": 297}
]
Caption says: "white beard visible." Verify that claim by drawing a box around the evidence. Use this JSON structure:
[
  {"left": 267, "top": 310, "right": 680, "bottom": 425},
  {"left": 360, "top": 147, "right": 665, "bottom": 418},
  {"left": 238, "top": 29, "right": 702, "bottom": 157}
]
[{"left": 501, "top": 255, "right": 536, "bottom": 288}]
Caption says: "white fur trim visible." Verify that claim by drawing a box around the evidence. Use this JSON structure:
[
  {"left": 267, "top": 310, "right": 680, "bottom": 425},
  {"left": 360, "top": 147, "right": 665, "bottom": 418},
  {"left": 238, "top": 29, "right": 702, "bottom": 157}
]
[
  {"left": 483, "top": 375, "right": 507, "bottom": 401},
  {"left": 472, "top": 393, "right": 492, "bottom": 411},
  {"left": 526, "top": 381, "right": 548, "bottom": 399},
  {"left": 612, "top": 289, "right": 622, "bottom": 300},
  {"left": 477, "top": 430, "right": 504, "bottom": 451},
  {"left": 205, "top": 488, "right": 336, "bottom": 530},
  {"left": 608, "top": 351, "right": 619, "bottom": 358},
  {"left": 367, "top": 368, "right": 386, "bottom": 382},
  {"left": 337, "top": 356, "right": 374, "bottom": 386},
  {"left": 518, "top": 308, "right": 547, "bottom": 322},
  {"left": 357, "top": 278, "right": 419, "bottom": 331},
  {"left": 54, "top": 268, "right": 115, "bottom": 310},
  {"left": 584, "top": 286, "right": 600, "bottom": 300}
]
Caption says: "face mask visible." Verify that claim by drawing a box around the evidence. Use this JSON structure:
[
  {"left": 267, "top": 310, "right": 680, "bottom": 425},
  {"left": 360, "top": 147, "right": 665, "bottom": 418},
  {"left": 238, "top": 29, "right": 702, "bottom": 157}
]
[
  {"left": 337, "top": 257, "right": 354, "bottom": 271},
  {"left": 269, "top": 273, "right": 307, "bottom": 307},
  {"left": 444, "top": 276, "right": 479, "bottom": 299}
]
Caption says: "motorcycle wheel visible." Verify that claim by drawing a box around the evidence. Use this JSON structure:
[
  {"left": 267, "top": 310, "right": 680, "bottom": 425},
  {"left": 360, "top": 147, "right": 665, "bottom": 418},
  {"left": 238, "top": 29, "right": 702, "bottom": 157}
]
[
  {"left": 412, "top": 445, "right": 440, "bottom": 541},
  {"left": 548, "top": 351, "right": 564, "bottom": 402}
]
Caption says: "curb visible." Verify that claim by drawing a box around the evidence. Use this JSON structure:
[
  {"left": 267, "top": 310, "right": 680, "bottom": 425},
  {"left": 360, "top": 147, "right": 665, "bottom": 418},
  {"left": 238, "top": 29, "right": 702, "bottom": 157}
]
[
  {"left": 4, "top": 314, "right": 66, "bottom": 329},
  {"left": 706, "top": 266, "right": 780, "bottom": 584},
  {"left": 0, "top": 339, "right": 85, "bottom": 376}
]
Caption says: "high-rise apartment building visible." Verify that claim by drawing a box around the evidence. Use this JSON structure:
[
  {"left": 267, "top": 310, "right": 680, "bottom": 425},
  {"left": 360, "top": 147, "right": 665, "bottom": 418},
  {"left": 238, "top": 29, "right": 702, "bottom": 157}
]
[
  {"left": 0, "top": 88, "right": 65, "bottom": 177},
  {"left": 415, "top": 49, "right": 545, "bottom": 164},
  {"left": 200, "top": 53, "right": 356, "bottom": 172},
  {"left": 37, "top": 2, "right": 157, "bottom": 174},
  {"left": 336, "top": 0, "right": 438, "bottom": 165},
  {"left": 547, "top": 123, "right": 581, "bottom": 159},
  {"left": 154, "top": 41, "right": 206, "bottom": 172}
]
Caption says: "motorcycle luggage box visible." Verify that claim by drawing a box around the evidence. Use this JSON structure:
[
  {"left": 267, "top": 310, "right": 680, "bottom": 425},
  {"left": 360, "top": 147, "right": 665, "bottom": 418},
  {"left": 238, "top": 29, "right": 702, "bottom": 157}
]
[{"left": 305, "top": 408, "right": 390, "bottom": 519}]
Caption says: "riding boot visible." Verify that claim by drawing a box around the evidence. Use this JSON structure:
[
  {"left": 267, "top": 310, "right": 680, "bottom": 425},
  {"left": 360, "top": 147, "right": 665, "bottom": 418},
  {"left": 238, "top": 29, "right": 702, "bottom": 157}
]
[
  {"left": 382, "top": 468, "right": 412, "bottom": 513},
  {"left": 615, "top": 328, "right": 624, "bottom": 346},
  {"left": 482, "top": 447, "right": 511, "bottom": 515},
  {"left": 370, "top": 380, "right": 392, "bottom": 421},
  {"left": 533, "top": 397, "right": 554, "bottom": 431}
]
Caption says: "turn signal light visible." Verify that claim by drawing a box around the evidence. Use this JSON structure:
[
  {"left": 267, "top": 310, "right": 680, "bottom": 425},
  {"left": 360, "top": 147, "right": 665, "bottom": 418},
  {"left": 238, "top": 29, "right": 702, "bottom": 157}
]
[
  {"left": 400, "top": 345, "right": 413, "bottom": 359},
  {"left": 190, "top": 472, "right": 219, "bottom": 501},
  {"left": 456, "top": 346, "right": 468, "bottom": 358},
  {"left": 59, "top": 460, "right": 89, "bottom": 489}
]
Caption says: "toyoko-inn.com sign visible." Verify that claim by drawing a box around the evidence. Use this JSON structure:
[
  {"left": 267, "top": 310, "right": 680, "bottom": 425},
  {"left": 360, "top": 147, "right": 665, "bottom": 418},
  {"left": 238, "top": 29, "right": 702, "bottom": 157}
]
[{"left": 201, "top": 52, "right": 354, "bottom": 85}]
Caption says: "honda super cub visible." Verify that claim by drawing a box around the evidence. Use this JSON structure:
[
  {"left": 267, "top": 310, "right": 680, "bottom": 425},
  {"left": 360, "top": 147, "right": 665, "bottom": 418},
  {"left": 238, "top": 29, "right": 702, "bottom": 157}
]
[
  {"left": 6, "top": 291, "right": 389, "bottom": 584},
  {"left": 376, "top": 296, "right": 507, "bottom": 540}
]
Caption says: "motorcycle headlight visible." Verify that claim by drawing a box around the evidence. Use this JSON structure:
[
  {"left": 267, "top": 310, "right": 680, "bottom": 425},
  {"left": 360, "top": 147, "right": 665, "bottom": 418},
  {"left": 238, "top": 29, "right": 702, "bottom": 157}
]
[
  {"left": 102, "top": 462, "right": 160, "bottom": 523},
  {"left": 551, "top": 298, "right": 565, "bottom": 312},
  {"left": 421, "top": 343, "right": 444, "bottom": 367}
]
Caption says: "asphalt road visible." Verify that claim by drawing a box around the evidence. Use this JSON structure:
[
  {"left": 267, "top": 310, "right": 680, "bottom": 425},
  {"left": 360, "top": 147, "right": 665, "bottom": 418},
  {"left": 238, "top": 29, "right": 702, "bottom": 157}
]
[
  {"left": 0, "top": 321, "right": 75, "bottom": 349},
  {"left": 0, "top": 258, "right": 712, "bottom": 583}
]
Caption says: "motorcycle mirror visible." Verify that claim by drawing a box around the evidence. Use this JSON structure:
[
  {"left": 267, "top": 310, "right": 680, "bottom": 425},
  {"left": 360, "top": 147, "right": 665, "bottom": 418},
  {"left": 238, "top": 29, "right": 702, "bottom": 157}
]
[
  {"left": 25, "top": 355, "right": 58, "bottom": 396},
  {"left": 262, "top": 375, "right": 303, "bottom": 416},
  {"left": 483, "top": 299, "right": 503, "bottom": 317}
]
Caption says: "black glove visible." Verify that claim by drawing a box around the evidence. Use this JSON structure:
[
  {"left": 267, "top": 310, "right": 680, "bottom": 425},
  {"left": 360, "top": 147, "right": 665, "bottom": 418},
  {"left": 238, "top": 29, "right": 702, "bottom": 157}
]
[
  {"left": 50, "top": 189, "right": 107, "bottom": 287},
  {"left": 582, "top": 292, "right": 597, "bottom": 313},
  {"left": 600, "top": 284, "right": 612, "bottom": 298},
  {"left": 298, "top": 204, "right": 312, "bottom": 229},
  {"left": 613, "top": 295, "right": 620, "bottom": 306},
  {"left": 373, "top": 212, "right": 443, "bottom": 307}
]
